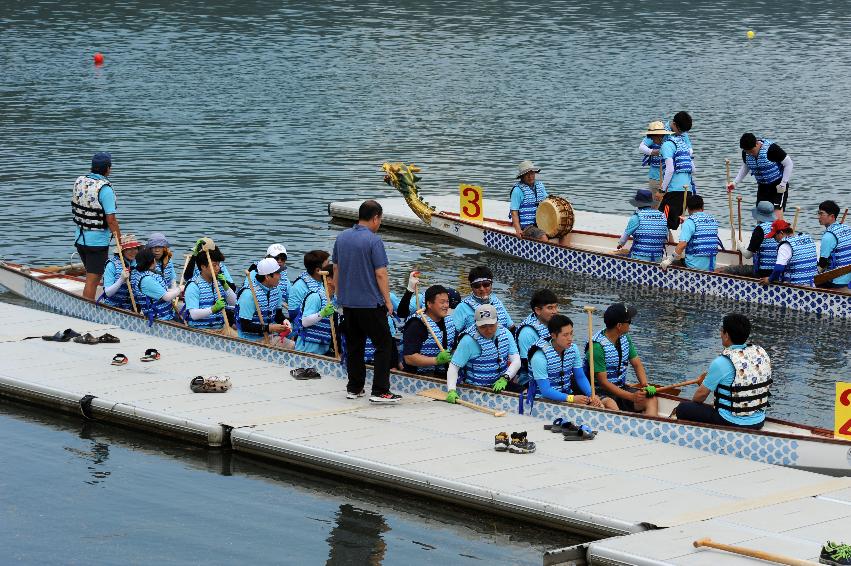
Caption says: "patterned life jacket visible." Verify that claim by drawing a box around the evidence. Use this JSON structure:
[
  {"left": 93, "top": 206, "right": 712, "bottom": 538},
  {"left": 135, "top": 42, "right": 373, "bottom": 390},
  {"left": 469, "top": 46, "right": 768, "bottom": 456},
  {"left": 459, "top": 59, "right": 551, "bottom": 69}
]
[
  {"left": 154, "top": 259, "right": 176, "bottom": 289},
  {"left": 781, "top": 234, "right": 818, "bottom": 286},
  {"left": 528, "top": 338, "right": 579, "bottom": 395},
  {"left": 744, "top": 139, "right": 782, "bottom": 185},
  {"left": 587, "top": 330, "right": 630, "bottom": 388},
  {"left": 289, "top": 272, "right": 323, "bottom": 334},
  {"left": 301, "top": 290, "right": 335, "bottom": 346},
  {"left": 407, "top": 315, "right": 457, "bottom": 375},
  {"left": 237, "top": 278, "right": 283, "bottom": 340},
  {"left": 461, "top": 294, "right": 511, "bottom": 329},
  {"left": 460, "top": 326, "right": 511, "bottom": 387},
  {"left": 71, "top": 175, "right": 115, "bottom": 230},
  {"left": 517, "top": 313, "right": 550, "bottom": 360},
  {"left": 508, "top": 180, "right": 547, "bottom": 228},
  {"left": 641, "top": 141, "right": 662, "bottom": 169},
  {"left": 684, "top": 212, "right": 720, "bottom": 258},
  {"left": 754, "top": 221, "right": 779, "bottom": 272},
  {"left": 131, "top": 270, "right": 174, "bottom": 322},
  {"left": 242, "top": 261, "right": 290, "bottom": 307},
  {"left": 714, "top": 344, "right": 772, "bottom": 416},
  {"left": 825, "top": 222, "right": 851, "bottom": 271},
  {"left": 185, "top": 276, "right": 225, "bottom": 329},
  {"left": 667, "top": 135, "right": 693, "bottom": 175},
  {"left": 630, "top": 208, "right": 668, "bottom": 260},
  {"left": 102, "top": 255, "right": 133, "bottom": 310}
]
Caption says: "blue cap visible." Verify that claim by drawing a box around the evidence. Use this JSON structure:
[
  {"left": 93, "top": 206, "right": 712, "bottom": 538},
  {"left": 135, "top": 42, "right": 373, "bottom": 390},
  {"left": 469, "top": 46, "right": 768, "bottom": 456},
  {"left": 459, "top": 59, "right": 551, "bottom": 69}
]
[{"left": 91, "top": 152, "right": 112, "bottom": 170}]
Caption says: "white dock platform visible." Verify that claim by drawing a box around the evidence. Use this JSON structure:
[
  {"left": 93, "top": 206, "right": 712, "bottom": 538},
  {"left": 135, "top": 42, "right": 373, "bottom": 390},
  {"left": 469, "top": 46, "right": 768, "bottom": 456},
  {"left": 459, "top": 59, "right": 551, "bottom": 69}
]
[{"left": 0, "top": 302, "right": 848, "bottom": 564}]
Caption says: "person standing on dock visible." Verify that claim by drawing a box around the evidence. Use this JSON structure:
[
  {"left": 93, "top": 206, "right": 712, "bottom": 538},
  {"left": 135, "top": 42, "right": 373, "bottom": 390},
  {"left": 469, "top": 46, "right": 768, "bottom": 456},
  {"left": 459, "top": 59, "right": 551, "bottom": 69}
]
[
  {"left": 658, "top": 112, "right": 695, "bottom": 229},
  {"left": 674, "top": 313, "right": 771, "bottom": 429},
  {"left": 101, "top": 234, "right": 142, "bottom": 310},
  {"left": 816, "top": 200, "right": 851, "bottom": 289},
  {"left": 722, "top": 201, "right": 779, "bottom": 278},
  {"left": 515, "top": 289, "right": 560, "bottom": 387},
  {"left": 616, "top": 189, "right": 669, "bottom": 262},
  {"left": 509, "top": 160, "right": 548, "bottom": 238},
  {"left": 72, "top": 152, "right": 122, "bottom": 300},
  {"left": 402, "top": 285, "right": 456, "bottom": 378},
  {"left": 452, "top": 266, "right": 514, "bottom": 334},
  {"left": 759, "top": 219, "right": 818, "bottom": 287},
  {"left": 638, "top": 121, "right": 673, "bottom": 207},
  {"left": 663, "top": 195, "right": 720, "bottom": 271},
  {"left": 727, "top": 133, "right": 793, "bottom": 220},
  {"left": 332, "top": 200, "right": 401, "bottom": 404}
]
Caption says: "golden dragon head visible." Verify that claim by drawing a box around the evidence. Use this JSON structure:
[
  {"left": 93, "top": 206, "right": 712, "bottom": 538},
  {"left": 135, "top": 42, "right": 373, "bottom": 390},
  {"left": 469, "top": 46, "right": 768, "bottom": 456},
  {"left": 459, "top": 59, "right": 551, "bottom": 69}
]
[{"left": 382, "top": 162, "right": 435, "bottom": 224}]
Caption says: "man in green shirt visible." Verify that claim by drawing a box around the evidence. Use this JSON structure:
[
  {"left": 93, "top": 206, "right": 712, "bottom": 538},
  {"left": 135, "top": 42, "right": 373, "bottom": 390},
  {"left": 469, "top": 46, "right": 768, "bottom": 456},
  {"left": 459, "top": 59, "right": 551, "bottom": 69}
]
[{"left": 587, "top": 303, "right": 658, "bottom": 416}]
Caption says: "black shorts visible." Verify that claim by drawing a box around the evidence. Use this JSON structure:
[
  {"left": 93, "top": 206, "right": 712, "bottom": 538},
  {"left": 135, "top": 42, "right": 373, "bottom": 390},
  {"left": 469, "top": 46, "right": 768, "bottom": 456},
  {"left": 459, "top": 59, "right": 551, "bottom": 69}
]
[
  {"left": 756, "top": 182, "right": 788, "bottom": 210},
  {"left": 75, "top": 244, "right": 109, "bottom": 275},
  {"left": 607, "top": 386, "right": 642, "bottom": 413},
  {"left": 659, "top": 190, "right": 689, "bottom": 229},
  {"left": 674, "top": 401, "right": 764, "bottom": 429}
]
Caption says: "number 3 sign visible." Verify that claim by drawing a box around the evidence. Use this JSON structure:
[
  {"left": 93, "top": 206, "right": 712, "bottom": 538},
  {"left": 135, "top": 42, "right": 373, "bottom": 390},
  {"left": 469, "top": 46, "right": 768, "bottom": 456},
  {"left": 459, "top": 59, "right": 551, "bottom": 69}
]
[
  {"left": 836, "top": 382, "right": 851, "bottom": 440},
  {"left": 459, "top": 184, "right": 484, "bottom": 222}
]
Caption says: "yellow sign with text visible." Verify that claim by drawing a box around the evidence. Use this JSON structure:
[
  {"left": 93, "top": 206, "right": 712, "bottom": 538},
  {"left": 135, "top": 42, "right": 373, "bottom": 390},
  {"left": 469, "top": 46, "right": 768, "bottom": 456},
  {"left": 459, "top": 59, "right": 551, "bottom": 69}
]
[
  {"left": 836, "top": 382, "right": 851, "bottom": 440},
  {"left": 459, "top": 184, "right": 484, "bottom": 222}
]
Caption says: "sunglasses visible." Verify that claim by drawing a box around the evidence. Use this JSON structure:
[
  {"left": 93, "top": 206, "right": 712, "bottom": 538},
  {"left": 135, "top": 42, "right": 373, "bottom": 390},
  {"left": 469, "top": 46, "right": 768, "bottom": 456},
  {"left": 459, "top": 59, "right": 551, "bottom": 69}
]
[{"left": 471, "top": 280, "right": 492, "bottom": 290}]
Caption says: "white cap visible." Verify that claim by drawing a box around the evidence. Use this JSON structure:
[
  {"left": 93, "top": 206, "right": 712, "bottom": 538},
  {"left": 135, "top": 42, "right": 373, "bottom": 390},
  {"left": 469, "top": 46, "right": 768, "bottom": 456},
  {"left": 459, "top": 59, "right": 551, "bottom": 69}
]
[
  {"left": 474, "top": 304, "right": 498, "bottom": 326},
  {"left": 256, "top": 258, "right": 281, "bottom": 276},
  {"left": 266, "top": 243, "right": 287, "bottom": 258}
]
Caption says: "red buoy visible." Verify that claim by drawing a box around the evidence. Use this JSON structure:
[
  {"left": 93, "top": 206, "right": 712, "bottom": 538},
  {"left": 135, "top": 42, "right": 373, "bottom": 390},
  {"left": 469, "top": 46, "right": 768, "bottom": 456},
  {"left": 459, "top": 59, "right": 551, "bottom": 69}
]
[{"left": 93, "top": 52, "right": 104, "bottom": 66}]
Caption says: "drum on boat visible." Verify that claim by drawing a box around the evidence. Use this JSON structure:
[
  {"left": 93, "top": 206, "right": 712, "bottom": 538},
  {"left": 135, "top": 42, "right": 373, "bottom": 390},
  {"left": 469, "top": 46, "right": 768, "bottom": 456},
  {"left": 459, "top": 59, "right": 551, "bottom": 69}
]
[{"left": 536, "top": 196, "right": 575, "bottom": 238}]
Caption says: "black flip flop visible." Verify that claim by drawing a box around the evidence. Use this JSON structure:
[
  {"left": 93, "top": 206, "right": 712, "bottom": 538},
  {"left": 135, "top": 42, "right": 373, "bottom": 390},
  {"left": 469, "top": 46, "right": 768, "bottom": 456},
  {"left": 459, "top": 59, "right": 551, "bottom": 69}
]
[
  {"left": 563, "top": 424, "right": 597, "bottom": 441},
  {"left": 544, "top": 417, "right": 563, "bottom": 431},
  {"left": 42, "top": 328, "right": 82, "bottom": 342},
  {"left": 291, "top": 368, "right": 320, "bottom": 380},
  {"left": 111, "top": 353, "right": 128, "bottom": 366},
  {"left": 73, "top": 333, "right": 99, "bottom": 345},
  {"left": 97, "top": 333, "right": 120, "bottom": 344},
  {"left": 140, "top": 348, "right": 160, "bottom": 362}
]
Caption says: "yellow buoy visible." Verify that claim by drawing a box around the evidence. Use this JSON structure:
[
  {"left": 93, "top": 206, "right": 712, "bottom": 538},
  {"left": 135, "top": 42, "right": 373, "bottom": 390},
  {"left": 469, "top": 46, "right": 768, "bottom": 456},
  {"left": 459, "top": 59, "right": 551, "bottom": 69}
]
[{"left": 747, "top": 30, "right": 755, "bottom": 39}]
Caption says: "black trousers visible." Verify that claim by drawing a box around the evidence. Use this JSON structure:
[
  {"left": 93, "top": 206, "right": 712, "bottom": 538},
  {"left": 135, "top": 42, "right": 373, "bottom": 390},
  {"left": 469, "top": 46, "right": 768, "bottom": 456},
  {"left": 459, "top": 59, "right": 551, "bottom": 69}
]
[
  {"left": 675, "top": 401, "right": 764, "bottom": 430},
  {"left": 343, "top": 306, "right": 392, "bottom": 395},
  {"left": 659, "top": 190, "right": 690, "bottom": 230}
]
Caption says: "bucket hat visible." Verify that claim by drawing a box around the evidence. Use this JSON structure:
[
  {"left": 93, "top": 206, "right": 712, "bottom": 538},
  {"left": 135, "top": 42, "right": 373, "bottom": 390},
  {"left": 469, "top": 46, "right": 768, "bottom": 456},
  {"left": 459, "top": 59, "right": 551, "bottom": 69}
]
[
  {"left": 516, "top": 160, "right": 541, "bottom": 179},
  {"left": 751, "top": 201, "right": 776, "bottom": 224},
  {"left": 629, "top": 189, "right": 654, "bottom": 208}
]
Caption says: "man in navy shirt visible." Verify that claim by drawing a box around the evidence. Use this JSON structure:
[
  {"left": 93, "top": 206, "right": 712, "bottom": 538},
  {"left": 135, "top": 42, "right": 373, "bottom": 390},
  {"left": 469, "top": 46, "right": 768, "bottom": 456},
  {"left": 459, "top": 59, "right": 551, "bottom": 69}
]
[{"left": 332, "top": 200, "right": 401, "bottom": 403}]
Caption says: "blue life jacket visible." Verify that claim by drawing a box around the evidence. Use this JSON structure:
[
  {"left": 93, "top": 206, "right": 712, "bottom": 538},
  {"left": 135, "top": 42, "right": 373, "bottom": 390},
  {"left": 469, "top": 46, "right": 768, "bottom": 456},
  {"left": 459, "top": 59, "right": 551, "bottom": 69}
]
[
  {"left": 289, "top": 272, "right": 323, "bottom": 336},
  {"left": 667, "top": 134, "right": 693, "bottom": 174},
  {"left": 630, "top": 208, "right": 668, "bottom": 261},
  {"left": 508, "top": 180, "right": 547, "bottom": 228},
  {"left": 407, "top": 315, "right": 457, "bottom": 375},
  {"left": 587, "top": 330, "right": 630, "bottom": 388},
  {"left": 781, "top": 234, "right": 818, "bottom": 286},
  {"left": 461, "top": 294, "right": 511, "bottom": 329},
  {"left": 131, "top": 270, "right": 174, "bottom": 323},
  {"left": 684, "top": 212, "right": 720, "bottom": 258},
  {"left": 754, "top": 221, "right": 779, "bottom": 273},
  {"left": 301, "top": 291, "right": 335, "bottom": 347},
  {"left": 185, "top": 276, "right": 225, "bottom": 329},
  {"left": 825, "top": 222, "right": 851, "bottom": 271},
  {"left": 515, "top": 313, "right": 550, "bottom": 384},
  {"left": 460, "top": 326, "right": 511, "bottom": 387},
  {"left": 641, "top": 141, "right": 662, "bottom": 169},
  {"left": 237, "top": 278, "right": 283, "bottom": 341},
  {"left": 102, "top": 255, "right": 133, "bottom": 310},
  {"left": 744, "top": 139, "right": 783, "bottom": 185},
  {"left": 528, "top": 338, "right": 579, "bottom": 396},
  {"left": 153, "top": 259, "right": 176, "bottom": 288}
]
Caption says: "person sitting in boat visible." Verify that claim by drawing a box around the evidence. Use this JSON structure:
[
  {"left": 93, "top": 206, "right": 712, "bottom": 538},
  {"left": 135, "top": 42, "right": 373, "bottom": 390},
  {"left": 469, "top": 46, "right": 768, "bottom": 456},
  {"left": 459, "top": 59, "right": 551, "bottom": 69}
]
[
  {"left": 586, "top": 303, "right": 658, "bottom": 416},
  {"left": 184, "top": 246, "right": 236, "bottom": 330},
  {"left": 516, "top": 289, "right": 559, "bottom": 387},
  {"left": 759, "top": 219, "right": 818, "bottom": 287},
  {"left": 289, "top": 250, "right": 330, "bottom": 325},
  {"left": 402, "top": 284, "right": 456, "bottom": 378},
  {"left": 616, "top": 189, "right": 669, "bottom": 262},
  {"left": 130, "top": 247, "right": 183, "bottom": 322},
  {"left": 295, "top": 264, "right": 339, "bottom": 356},
  {"left": 509, "top": 160, "right": 548, "bottom": 238},
  {"left": 816, "top": 200, "right": 851, "bottom": 289},
  {"left": 189, "top": 238, "right": 235, "bottom": 289},
  {"left": 236, "top": 258, "right": 293, "bottom": 345},
  {"left": 145, "top": 232, "right": 176, "bottom": 288},
  {"left": 242, "top": 243, "right": 292, "bottom": 311},
  {"left": 638, "top": 121, "right": 673, "bottom": 207},
  {"left": 674, "top": 313, "right": 771, "bottom": 429},
  {"left": 452, "top": 266, "right": 514, "bottom": 334},
  {"left": 723, "top": 201, "right": 779, "bottom": 278},
  {"left": 661, "top": 195, "right": 720, "bottom": 271},
  {"left": 395, "top": 271, "right": 462, "bottom": 320},
  {"left": 101, "top": 234, "right": 142, "bottom": 310},
  {"left": 445, "top": 304, "right": 521, "bottom": 403},
  {"left": 659, "top": 111, "right": 695, "bottom": 229},
  {"left": 529, "top": 314, "right": 609, "bottom": 408}
]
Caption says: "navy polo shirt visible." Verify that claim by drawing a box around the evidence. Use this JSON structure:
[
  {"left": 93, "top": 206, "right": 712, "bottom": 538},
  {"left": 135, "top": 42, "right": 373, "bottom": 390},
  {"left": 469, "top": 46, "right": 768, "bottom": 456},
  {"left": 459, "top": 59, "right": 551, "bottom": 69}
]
[{"left": 332, "top": 224, "right": 389, "bottom": 308}]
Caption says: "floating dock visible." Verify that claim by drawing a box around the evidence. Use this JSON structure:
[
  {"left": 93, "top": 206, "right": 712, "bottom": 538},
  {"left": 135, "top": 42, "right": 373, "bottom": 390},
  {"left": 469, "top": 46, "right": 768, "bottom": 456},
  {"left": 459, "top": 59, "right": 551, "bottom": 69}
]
[{"left": 0, "top": 301, "right": 848, "bottom": 565}]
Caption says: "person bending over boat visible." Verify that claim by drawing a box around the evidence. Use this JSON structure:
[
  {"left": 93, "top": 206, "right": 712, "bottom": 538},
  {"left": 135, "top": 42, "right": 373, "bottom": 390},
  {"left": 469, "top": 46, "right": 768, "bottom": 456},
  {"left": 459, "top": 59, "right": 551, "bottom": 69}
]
[
  {"left": 674, "top": 313, "right": 771, "bottom": 429},
  {"left": 516, "top": 289, "right": 559, "bottom": 387},
  {"left": 616, "top": 189, "right": 668, "bottom": 262},
  {"left": 101, "top": 234, "right": 142, "bottom": 310},
  {"left": 242, "top": 243, "right": 292, "bottom": 312},
  {"left": 759, "top": 219, "right": 818, "bottom": 287},
  {"left": 586, "top": 303, "right": 658, "bottom": 416},
  {"left": 638, "top": 121, "right": 673, "bottom": 208},
  {"left": 73, "top": 152, "right": 123, "bottom": 300},
  {"left": 510, "top": 160, "right": 548, "bottom": 238},
  {"left": 296, "top": 264, "right": 339, "bottom": 356},
  {"left": 661, "top": 195, "right": 720, "bottom": 271},
  {"left": 445, "top": 304, "right": 521, "bottom": 403},
  {"left": 722, "top": 201, "right": 778, "bottom": 278},
  {"left": 727, "top": 133, "right": 793, "bottom": 220},
  {"left": 130, "top": 248, "right": 183, "bottom": 322},
  {"left": 236, "top": 258, "right": 293, "bottom": 345},
  {"left": 402, "top": 285, "right": 457, "bottom": 378},
  {"left": 146, "top": 232, "right": 176, "bottom": 288},
  {"left": 452, "top": 266, "right": 514, "bottom": 334},
  {"left": 817, "top": 200, "right": 851, "bottom": 289},
  {"left": 183, "top": 247, "right": 236, "bottom": 330},
  {"left": 289, "top": 250, "right": 330, "bottom": 334},
  {"left": 529, "top": 315, "right": 610, "bottom": 408},
  {"left": 658, "top": 111, "right": 695, "bottom": 230}
]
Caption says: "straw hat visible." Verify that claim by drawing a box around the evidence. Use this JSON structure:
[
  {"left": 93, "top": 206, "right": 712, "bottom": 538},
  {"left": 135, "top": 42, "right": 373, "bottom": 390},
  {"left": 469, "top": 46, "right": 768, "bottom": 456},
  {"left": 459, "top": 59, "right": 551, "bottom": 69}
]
[
  {"left": 516, "top": 160, "right": 541, "bottom": 179},
  {"left": 644, "top": 121, "right": 673, "bottom": 136},
  {"left": 119, "top": 233, "right": 142, "bottom": 250}
]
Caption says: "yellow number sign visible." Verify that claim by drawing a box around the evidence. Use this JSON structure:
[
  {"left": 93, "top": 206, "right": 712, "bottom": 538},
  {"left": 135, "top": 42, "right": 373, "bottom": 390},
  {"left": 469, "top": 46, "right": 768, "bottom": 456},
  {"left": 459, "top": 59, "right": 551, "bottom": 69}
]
[
  {"left": 836, "top": 382, "right": 851, "bottom": 440},
  {"left": 459, "top": 184, "right": 484, "bottom": 222}
]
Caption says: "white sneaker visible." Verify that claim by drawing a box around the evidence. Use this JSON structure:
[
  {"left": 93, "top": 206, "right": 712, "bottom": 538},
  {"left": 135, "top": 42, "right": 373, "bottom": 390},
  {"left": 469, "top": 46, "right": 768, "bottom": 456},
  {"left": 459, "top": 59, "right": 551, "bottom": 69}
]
[
  {"left": 369, "top": 393, "right": 402, "bottom": 404},
  {"left": 346, "top": 390, "right": 365, "bottom": 400}
]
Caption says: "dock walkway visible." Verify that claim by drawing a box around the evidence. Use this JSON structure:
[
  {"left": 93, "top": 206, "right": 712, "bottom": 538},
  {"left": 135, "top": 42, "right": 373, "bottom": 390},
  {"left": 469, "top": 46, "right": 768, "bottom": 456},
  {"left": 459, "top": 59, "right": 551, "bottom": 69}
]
[{"left": 0, "top": 301, "right": 848, "bottom": 565}]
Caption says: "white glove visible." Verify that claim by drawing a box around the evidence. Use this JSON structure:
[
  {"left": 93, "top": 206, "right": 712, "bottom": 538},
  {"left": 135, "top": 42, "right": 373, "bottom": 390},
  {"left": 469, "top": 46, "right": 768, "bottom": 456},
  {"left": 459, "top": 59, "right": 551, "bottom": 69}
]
[
  {"left": 407, "top": 271, "right": 420, "bottom": 293},
  {"left": 659, "top": 254, "right": 679, "bottom": 271},
  {"left": 738, "top": 240, "right": 753, "bottom": 259},
  {"left": 282, "top": 319, "right": 292, "bottom": 332},
  {"left": 121, "top": 269, "right": 131, "bottom": 281},
  {"left": 776, "top": 182, "right": 787, "bottom": 194}
]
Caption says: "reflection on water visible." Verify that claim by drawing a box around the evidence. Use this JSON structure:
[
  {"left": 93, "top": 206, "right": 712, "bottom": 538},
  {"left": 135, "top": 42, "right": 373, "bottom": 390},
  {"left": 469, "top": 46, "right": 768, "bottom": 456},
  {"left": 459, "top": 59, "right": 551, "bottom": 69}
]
[{"left": 327, "top": 504, "right": 389, "bottom": 566}]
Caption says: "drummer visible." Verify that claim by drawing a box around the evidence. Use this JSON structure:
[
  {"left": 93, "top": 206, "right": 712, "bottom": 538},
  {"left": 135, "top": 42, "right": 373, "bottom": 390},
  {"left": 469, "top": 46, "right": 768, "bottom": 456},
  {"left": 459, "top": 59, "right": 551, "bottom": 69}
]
[{"left": 509, "top": 160, "right": 548, "bottom": 237}]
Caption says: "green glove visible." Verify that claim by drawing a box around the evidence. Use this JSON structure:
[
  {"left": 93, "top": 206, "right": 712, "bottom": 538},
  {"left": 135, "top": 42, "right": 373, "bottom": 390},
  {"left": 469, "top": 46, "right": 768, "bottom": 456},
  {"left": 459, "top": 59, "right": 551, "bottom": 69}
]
[
  {"left": 193, "top": 238, "right": 206, "bottom": 255},
  {"left": 435, "top": 350, "right": 452, "bottom": 365},
  {"left": 645, "top": 385, "right": 657, "bottom": 398},
  {"left": 445, "top": 390, "right": 459, "bottom": 404},
  {"left": 492, "top": 375, "right": 509, "bottom": 393},
  {"left": 217, "top": 273, "right": 231, "bottom": 291},
  {"left": 319, "top": 303, "right": 336, "bottom": 317},
  {"left": 211, "top": 298, "right": 226, "bottom": 313}
]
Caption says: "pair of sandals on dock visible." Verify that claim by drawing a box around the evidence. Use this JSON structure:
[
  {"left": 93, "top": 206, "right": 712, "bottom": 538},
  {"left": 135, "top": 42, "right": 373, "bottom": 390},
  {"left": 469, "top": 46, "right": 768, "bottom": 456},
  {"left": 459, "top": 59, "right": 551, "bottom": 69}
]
[
  {"left": 111, "top": 348, "right": 161, "bottom": 365},
  {"left": 544, "top": 417, "right": 598, "bottom": 441},
  {"left": 38, "top": 328, "right": 120, "bottom": 344}
]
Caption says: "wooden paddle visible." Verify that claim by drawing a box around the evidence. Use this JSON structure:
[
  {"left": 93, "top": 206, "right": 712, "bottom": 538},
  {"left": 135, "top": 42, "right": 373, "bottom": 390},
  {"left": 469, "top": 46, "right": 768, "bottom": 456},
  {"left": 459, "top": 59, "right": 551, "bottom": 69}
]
[
  {"left": 245, "top": 269, "right": 270, "bottom": 345},
  {"left": 416, "top": 308, "right": 445, "bottom": 353},
  {"left": 725, "top": 159, "right": 737, "bottom": 252},
  {"left": 737, "top": 195, "right": 743, "bottom": 241},
  {"left": 842, "top": 208, "right": 848, "bottom": 223},
  {"left": 583, "top": 306, "right": 596, "bottom": 397},
  {"left": 693, "top": 538, "right": 818, "bottom": 566},
  {"left": 114, "top": 237, "right": 138, "bottom": 313},
  {"left": 628, "top": 373, "right": 706, "bottom": 395},
  {"left": 792, "top": 206, "right": 801, "bottom": 231},
  {"left": 318, "top": 270, "right": 340, "bottom": 360},
  {"left": 417, "top": 388, "right": 506, "bottom": 417},
  {"left": 201, "top": 238, "right": 236, "bottom": 337},
  {"left": 815, "top": 264, "right": 851, "bottom": 286},
  {"left": 172, "top": 253, "right": 191, "bottom": 318}
]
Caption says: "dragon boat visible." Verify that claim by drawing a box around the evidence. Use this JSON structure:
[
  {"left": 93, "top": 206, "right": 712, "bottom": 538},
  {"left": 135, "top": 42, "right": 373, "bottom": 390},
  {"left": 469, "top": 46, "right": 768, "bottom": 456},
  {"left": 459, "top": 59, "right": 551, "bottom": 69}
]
[
  {"left": 1, "top": 259, "right": 849, "bottom": 475},
  {"left": 381, "top": 162, "right": 851, "bottom": 319}
]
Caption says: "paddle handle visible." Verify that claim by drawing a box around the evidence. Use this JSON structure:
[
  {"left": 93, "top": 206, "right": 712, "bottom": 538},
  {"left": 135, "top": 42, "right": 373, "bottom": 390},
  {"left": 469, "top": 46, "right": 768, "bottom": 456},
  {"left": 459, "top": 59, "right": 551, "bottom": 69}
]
[
  {"left": 693, "top": 538, "right": 817, "bottom": 566},
  {"left": 417, "top": 309, "right": 446, "bottom": 353},
  {"left": 456, "top": 398, "right": 506, "bottom": 417},
  {"left": 115, "top": 241, "right": 138, "bottom": 314},
  {"left": 584, "top": 306, "right": 596, "bottom": 398},
  {"left": 634, "top": 373, "right": 706, "bottom": 393},
  {"left": 172, "top": 253, "right": 192, "bottom": 317},
  {"left": 841, "top": 208, "right": 848, "bottom": 223},
  {"left": 204, "top": 248, "right": 223, "bottom": 301},
  {"left": 737, "top": 196, "right": 743, "bottom": 240},
  {"left": 320, "top": 271, "right": 340, "bottom": 360},
  {"left": 792, "top": 206, "right": 801, "bottom": 231}
]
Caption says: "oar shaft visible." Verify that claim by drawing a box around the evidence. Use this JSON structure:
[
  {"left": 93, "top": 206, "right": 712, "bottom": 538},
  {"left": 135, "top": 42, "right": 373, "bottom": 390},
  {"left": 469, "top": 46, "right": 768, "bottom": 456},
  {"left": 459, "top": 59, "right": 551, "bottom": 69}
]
[
  {"left": 792, "top": 206, "right": 801, "bottom": 231},
  {"left": 841, "top": 208, "right": 848, "bottom": 223},
  {"left": 737, "top": 195, "right": 743, "bottom": 240},
  {"left": 417, "top": 309, "right": 446, "bottom": 353},
  {"left": 693, "top": 538, "right": 818, "bottom": 566},
  {"left": 115, "top": 239, "right": 138, "bottom": 313},
  {"left": 584, "top": 307, "right": 596, "bottom": 398}
]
